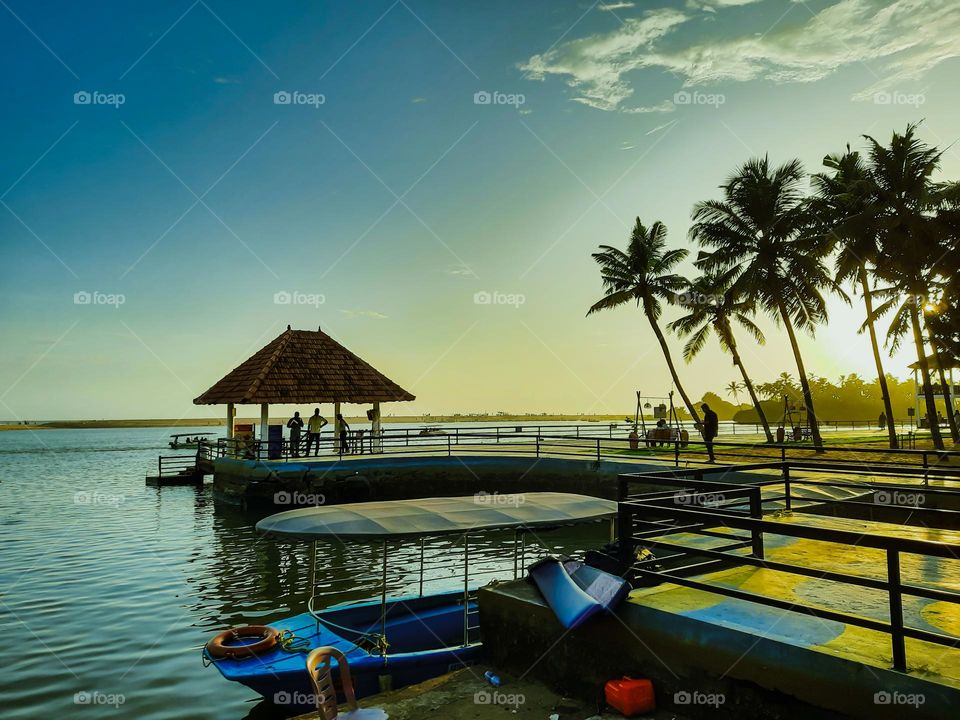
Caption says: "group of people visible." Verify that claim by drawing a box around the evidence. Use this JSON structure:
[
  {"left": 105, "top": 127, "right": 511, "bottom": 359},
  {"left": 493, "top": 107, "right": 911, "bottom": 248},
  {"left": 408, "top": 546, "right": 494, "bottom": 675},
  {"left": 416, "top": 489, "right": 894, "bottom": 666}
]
[{"left": 285, "top": 409, "right": 353, "bottom": 457}]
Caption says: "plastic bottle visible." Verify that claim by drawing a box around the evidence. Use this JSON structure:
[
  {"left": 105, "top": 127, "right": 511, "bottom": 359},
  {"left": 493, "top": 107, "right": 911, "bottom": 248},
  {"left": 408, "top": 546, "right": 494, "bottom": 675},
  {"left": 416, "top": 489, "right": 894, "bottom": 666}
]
[{"left": 484, "top": 670, "right": 501, "bottom": 687}]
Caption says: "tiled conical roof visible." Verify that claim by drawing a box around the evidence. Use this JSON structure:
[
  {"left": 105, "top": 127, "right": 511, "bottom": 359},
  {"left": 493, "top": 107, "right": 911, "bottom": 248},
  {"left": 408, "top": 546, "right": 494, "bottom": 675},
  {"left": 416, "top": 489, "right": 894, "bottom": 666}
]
[{"left": 193, "top": 327, "right": 415, "bottom": 405}]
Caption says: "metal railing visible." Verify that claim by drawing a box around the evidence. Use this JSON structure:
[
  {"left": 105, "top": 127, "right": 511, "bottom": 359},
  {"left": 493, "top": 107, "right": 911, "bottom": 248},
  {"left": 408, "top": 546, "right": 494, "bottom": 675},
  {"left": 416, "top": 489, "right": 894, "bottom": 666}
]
[
  {"left": 616, "top": 464, "right": 960, "bottom": 672},
  {"left": 213, "top": 427, "right": 960, "bottom": 475}
]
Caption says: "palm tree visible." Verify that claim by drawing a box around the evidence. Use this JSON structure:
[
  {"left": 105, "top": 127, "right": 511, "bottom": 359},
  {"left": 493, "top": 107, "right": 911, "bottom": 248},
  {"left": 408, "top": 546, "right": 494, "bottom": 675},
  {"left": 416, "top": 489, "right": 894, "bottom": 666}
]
[
  {"left": 690, "top": 156, "right": 841, "bottom": 449},
  {"left": 811, "top": 147, "right": 899, "bottom": 448},
  {"left": 588, "top": 218, "right": 702, "bottom": 424},
  {"left": 669, "top": 270, "right": 774, "bottom": 442},
  {"left": 861, "top": 125, "right": 954, "bottom": 449},
  {"left": 726, "top": 381, "right": 745, "bottom": 404}
]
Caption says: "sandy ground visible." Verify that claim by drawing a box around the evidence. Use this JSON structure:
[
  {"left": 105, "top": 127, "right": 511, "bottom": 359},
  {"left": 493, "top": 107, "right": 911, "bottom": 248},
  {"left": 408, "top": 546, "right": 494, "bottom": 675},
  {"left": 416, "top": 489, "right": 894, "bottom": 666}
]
[{"left": 291, "top": 668, "right": 685, "bottom": 720}]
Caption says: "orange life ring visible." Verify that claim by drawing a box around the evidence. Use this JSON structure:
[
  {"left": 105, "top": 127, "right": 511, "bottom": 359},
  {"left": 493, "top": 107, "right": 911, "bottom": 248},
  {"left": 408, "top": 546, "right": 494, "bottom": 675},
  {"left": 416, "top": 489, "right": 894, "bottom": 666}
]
[{"left": 205, "top": 625, "right": 279, "bottom": 660}]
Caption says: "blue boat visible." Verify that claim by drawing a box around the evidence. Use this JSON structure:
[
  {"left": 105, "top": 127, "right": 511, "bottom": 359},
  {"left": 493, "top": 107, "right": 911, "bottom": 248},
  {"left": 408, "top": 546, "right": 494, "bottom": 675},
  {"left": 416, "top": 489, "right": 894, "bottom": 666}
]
[{"left": 203, "top": 493, "right": 616, "bottom": 713}]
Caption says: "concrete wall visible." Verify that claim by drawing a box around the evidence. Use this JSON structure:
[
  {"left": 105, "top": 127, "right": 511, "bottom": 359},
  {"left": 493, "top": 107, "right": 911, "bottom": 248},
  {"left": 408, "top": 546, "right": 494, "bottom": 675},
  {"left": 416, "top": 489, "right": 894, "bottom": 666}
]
[
  {"left": 478, "top": 581, "right": 956, "bottom": 719},
  {"left": 211, "top": 454, "right": 674, "bottom": 508}
]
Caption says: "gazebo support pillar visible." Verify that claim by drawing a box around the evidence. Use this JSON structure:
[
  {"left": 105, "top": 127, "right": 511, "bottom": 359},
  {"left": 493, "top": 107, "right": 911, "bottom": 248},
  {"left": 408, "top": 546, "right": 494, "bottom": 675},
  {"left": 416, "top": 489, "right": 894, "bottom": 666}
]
[
  {"left": 372, "top": 401, "right": 381, "bottom": 453},
  {"left": 260, "top": 403, "right": 269, "bottom": 441},
  {"left": 226, "top": 403, "right": 235, "bottom": 439}
]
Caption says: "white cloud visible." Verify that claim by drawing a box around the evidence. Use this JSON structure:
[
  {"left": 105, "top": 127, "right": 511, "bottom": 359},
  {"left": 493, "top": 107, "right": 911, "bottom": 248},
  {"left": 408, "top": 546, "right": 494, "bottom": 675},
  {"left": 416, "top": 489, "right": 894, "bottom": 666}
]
[
  {"left": 339, "top": 309, "right": 388, "bottom": 319},
  {"left": 520, "top": 0, "right": 960, "bottom": 110},
  {"left": 598, "top": 2, "right": 636, "bottom": 10}
]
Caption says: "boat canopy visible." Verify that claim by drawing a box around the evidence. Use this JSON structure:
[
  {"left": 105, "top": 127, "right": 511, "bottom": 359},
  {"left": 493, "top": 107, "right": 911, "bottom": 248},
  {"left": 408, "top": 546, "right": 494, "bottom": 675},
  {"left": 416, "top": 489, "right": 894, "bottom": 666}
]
[
  {"left": 256, "top": 492, "right": 617, "bottom": 541},
  {"left": 170, "top": 432, "right": 215, "bottom": 437}
]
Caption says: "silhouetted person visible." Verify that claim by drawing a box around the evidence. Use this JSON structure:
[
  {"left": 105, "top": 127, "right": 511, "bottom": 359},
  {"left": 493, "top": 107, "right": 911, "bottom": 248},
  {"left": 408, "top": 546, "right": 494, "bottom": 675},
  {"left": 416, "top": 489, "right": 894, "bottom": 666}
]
[
  {"left": 878, "top": 411, "right": 887, "bottom": 430},
  {"left": 701, "top": 403, "right": 719, "bottom": 463},
  {"left": 336, "top": 413, "right": 350, "bottom": 454},
  {"left": 287, "top": 411, "right": 304, "bottom": 457},
  {"left": 306, "top": 409, "right": 328, "bottom": 456}
]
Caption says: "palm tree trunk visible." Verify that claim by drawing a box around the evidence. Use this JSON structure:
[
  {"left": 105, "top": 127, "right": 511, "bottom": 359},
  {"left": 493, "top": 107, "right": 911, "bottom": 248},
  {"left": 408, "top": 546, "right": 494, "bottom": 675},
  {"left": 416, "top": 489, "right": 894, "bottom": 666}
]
[
  {"left": 925, "top": 322, "right": 959, "bottom": 444},
  {"left": 909, "top": 306, "right": 944, "bottom": 450},
  {"left": 646, "top": 312, "right": 702, "bottom": 424},
  {"left": 727, "top": 340, "right": 773, "bottom": 442},
  {"left": 859, "top": 269, "right": 898, "bottom": 449},
  {"left": 777, "top": 300, "right": 824, "bottom": 449}
]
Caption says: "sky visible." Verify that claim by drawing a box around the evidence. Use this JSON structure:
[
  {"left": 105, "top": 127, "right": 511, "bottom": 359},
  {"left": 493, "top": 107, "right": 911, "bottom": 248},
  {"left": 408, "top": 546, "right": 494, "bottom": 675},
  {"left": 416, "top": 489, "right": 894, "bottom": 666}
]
[{"left": 1, "top": 0, "right": 959, "bottom": 421}]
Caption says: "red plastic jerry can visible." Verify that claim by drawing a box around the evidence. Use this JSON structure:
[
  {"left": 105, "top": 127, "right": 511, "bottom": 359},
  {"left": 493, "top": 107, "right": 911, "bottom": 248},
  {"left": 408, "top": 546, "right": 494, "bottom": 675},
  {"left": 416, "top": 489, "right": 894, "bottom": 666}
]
[{"left": 605, "top": 676, "right": 655, "bottom": 717}]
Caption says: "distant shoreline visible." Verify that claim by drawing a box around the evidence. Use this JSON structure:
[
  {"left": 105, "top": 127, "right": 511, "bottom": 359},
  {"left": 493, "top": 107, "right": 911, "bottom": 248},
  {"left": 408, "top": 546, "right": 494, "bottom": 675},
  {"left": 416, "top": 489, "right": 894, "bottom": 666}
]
[{"left": 0, "top": 414, "right": 632, "bottom": 432}]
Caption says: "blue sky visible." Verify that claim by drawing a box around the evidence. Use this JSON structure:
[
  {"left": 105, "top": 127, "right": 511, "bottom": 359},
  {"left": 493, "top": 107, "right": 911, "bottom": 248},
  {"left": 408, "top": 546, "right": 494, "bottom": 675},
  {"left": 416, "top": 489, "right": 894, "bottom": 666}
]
[{"left": 1, "top": 0, "right": 958, "bottom": 420}]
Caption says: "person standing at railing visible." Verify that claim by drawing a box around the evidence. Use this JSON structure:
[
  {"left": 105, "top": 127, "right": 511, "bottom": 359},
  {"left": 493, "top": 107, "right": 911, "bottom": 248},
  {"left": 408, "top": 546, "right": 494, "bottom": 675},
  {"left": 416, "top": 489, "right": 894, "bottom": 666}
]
[
  {"left": 336, "top": 413, "right": 350, "bottom": 454},
  {"left": 306, "top": 409, "right": 328, "bottom": 457},
  {"left": 287, "top": 412, "right": 304, "bottom": 457},
  {"left": 878, "top": 411, "right": 887, "bottom": 431},
  {"left": 701, "top": 403, "right": 719, "bottom": 463}
]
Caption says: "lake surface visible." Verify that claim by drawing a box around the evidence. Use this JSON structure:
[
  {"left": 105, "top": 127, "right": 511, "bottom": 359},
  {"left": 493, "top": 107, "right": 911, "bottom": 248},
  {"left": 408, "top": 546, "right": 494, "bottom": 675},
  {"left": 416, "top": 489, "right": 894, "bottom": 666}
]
[{"left": 0, "top": 425, "right": 609, "bottom": 719}]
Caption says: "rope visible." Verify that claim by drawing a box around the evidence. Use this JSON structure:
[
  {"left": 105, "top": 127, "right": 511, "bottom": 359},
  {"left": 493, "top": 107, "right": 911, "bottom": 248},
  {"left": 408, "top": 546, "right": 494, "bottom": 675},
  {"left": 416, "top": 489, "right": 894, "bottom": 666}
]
[{"left": 276, "top": 629, "right": 311, "bottom": 654}]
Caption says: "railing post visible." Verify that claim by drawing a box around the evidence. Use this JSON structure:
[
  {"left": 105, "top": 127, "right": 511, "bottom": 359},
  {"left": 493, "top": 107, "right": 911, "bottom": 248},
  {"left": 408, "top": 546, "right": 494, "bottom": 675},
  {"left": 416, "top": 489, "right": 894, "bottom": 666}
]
[
  {"left": 447, "top": 435, "right": 452, "bottom": 457},
  {"left": 596, "top": 437, "right": 601, "bottom": 462},
  {"left": 886, "top": 549, "right": 907, "bottom": 671},
  {"left": 783, "top": 464, "right": 792, "bottom": 511},
  {"left": 158, "top": 456, "right": 162, "bottom": 477},
  {"left": 617, "top": 492, "right": 633, "bottom": 571},
  {"left": 781, "top": 444, "right": 786, "bottom": 463},
  {"left": 750, "top": 489, "right": 764, "bottom": 559},
  {"left": 536, "top": 435, "right": 540, "bottom": 458},
  {"left": 674, "top": 438, "right": 680, "bottom": 467},
  {"left": 922, "top": 451, "right": 929, "bottom": 486}
]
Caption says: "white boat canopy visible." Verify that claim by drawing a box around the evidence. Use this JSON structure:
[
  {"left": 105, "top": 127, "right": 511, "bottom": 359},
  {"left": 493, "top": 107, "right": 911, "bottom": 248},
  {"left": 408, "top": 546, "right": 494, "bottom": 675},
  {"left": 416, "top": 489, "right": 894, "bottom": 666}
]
[{"left": 256, "top": 492, "right": 617, "bottom": 541}]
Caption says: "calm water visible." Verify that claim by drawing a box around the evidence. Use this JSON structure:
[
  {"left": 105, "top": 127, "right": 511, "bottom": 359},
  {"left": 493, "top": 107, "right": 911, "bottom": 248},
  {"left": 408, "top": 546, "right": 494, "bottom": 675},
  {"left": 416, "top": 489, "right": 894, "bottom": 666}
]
[{"left": 0, "top": 426, "right": 608, "bottom": 719}]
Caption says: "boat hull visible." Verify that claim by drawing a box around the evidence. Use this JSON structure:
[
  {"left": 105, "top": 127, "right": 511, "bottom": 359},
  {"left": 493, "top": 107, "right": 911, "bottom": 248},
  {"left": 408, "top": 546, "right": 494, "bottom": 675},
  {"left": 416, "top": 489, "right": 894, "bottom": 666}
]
[{"left": 206, "top": 590, "right": 482, "bottom": 713}]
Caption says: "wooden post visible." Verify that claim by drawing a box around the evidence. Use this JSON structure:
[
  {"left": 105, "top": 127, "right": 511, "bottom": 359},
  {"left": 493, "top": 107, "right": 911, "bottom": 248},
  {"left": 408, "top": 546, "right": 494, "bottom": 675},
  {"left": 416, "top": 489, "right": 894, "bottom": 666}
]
[
  {"left": 372, "top": 401, "right": 381, "bottom": 453},
  {"left": 226, "top": 403, "right": 234, "bottom": 439}
]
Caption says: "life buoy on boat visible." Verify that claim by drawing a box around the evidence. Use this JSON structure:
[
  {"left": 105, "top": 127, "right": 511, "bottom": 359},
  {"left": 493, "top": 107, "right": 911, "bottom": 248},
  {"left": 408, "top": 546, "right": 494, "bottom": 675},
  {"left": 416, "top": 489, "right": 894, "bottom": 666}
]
[{"left": 205, "top": 625, "right": 279, "bottom": 659}]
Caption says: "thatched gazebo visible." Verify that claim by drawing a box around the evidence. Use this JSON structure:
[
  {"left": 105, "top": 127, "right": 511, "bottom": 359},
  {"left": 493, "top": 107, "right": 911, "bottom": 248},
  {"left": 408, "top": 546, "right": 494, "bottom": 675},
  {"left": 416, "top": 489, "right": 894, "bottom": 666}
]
[{"left": 194, "top": 326, "right": 415, "bottom": 449}]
